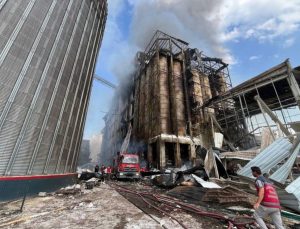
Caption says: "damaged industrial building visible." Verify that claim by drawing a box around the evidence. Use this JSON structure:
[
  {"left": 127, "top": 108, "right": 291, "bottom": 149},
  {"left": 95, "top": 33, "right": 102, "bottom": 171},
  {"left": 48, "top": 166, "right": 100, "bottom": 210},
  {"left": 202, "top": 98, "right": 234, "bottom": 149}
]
[
  {"left": 101, "top": 30, "right": 300, "bottom": 171},
  {"left": 101, "top": 31, "right": 300, "bottom": 214},
  {"left": 101, "top": 31, "right": 231, "bottom": 168}
]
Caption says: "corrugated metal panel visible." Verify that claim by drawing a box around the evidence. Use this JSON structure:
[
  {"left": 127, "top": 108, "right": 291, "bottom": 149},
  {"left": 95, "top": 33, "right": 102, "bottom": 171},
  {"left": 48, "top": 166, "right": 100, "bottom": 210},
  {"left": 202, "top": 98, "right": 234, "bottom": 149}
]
[
  {"left": 237, "top": 137, "right": 293, "bottom": 178},
  {"left": 33, "top": 1, "right": 81, "bottom": 173},
  {"left": 6, "top": 0, "right": 56, "bottom": 175},
  {"left": 286, "top": 177, "right": 300, "bottom": 197},
  {"left": 285, "top": 176, "right": 300, "bottom": 212},
  {"left": 68, "top": 0, "right": 105, "bottom": 171},
  {"left": 269, "top": 141, "right": 300, "bottom": 184},
  {"left": 0, "top": 0, "right": 107, "bottom": 176},
  {"left": 0, "top": 0, "right": 8, "bottom": 12}
]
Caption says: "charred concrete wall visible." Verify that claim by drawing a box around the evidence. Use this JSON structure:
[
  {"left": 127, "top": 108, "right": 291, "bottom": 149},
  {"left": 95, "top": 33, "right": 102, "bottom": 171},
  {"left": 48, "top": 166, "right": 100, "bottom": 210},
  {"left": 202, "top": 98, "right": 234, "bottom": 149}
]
[{"left": 101, "top": 31, "right": 231, "bottom": 168}]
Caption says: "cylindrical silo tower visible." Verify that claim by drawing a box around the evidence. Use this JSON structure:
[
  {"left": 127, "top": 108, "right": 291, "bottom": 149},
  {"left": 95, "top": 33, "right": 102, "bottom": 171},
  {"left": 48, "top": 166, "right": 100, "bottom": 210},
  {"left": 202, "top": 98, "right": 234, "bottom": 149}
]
[{"left": 0, "top": 0, "right": 107, "bottom": 200}]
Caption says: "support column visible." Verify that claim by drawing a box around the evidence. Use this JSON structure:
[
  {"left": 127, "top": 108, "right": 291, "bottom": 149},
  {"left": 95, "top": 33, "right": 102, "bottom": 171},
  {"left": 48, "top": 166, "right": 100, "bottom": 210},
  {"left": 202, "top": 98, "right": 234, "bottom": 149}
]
[
  {"left": 254, "top": 95, "right": 291, "bottom": 138},
  {"left": 287, "top": 60, "right": 300, "bottom": 108},
  {"left": 147, "top": 143, "right": 153, "bottom": 164},
  {"left": 190, "top": 144, "right": 196, "bottom": 165},
  {"left": 159, "top": 137, "right": 165, "bottom": 169},
  {"left": 175, "top": 142, "right": 181, "bottom": 167},
  {"left": 168, "top": 40, "right": 178, "bottom": 134},
  {"left": 181, "top": 52, "right": 193, "bottom": 137}
]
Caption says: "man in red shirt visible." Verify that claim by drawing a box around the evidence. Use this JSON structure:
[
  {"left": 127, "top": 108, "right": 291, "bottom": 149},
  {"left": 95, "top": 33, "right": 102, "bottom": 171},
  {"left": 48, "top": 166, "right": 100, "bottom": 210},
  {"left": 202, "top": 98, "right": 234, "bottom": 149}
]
[
  {"left": 106, "top": 166, "right": 112, "bottom": 180},
  {"left": 251, "top": 166, "right": 285, "bottom": 229}
]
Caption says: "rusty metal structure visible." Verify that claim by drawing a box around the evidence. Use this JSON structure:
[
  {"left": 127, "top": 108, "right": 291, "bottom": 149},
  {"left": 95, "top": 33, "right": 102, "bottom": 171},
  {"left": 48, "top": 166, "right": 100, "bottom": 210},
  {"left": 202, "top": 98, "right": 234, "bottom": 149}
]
[
  {"left": 101, "top": 31, "right": 231, "bottom": 168},
  {"left": 207, "top": 60, "right": 300, "bottom": 150}
]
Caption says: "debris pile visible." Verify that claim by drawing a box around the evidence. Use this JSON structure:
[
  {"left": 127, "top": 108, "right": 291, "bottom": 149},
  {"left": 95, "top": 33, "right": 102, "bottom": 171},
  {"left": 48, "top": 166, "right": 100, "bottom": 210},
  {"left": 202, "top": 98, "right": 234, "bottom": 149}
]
[
  {"left": 55, "top": 184, "right": 82, "bottom": 195},
  {"left": 113, "top": 183, "right": 256, "bottom": 229}
]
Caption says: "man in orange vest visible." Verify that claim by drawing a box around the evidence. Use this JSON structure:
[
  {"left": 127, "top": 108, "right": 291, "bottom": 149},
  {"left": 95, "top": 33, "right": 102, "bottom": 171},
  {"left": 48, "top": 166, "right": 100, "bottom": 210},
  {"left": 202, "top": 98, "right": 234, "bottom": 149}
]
[{"left": 251, "top": 166, "right": 285, "bottom": 229}]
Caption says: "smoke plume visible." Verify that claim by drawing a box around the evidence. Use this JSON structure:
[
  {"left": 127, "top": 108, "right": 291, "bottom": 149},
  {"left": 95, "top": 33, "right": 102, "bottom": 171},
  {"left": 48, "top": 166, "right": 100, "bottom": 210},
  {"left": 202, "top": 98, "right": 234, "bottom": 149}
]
[
  {"left": 103, "top": 0, "right": 300, "bottom": 81},
  {"left": 89, "top": 133, "right": 103, "bottom": 162},
  {"left": 128, "top": 0, "right": 233, "bottom": 63}
]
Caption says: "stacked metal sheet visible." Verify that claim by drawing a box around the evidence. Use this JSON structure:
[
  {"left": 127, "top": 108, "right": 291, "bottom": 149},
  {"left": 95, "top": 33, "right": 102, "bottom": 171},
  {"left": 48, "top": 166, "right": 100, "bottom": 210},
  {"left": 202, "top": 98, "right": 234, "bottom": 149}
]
[
  {"left": 270, "top": 140, "right": 300, "bottom": 184},
  {"left": 237, "top": 137, "right": 293, "bottom": 178},
  {"left": 285, "top": 177, "right": 300, "bottom": 209}
]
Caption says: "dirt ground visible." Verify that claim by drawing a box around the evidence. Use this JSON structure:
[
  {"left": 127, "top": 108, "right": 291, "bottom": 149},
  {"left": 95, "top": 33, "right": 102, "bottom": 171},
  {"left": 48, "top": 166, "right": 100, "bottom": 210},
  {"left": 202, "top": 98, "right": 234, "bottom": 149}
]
[
  {"left": 0, "top": 182, "right": 204, "bottom": 229},
  {"left": 0, "top": 181, "right": 298, "bottom": 229}
]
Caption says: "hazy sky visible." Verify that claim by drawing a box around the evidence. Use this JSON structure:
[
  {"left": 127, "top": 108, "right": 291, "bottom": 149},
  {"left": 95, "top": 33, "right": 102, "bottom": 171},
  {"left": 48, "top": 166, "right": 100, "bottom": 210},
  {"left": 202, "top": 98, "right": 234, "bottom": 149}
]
[{"left": 83, "top": 0, "right": 300, "bottom": 140}]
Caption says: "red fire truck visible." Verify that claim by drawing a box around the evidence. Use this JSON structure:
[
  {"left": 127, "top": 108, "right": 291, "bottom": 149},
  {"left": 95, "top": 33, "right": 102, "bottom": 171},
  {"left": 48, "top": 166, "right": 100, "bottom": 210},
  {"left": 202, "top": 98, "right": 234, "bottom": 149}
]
[{"left": 113, "top": 152, "right": 140, "bottom": 179}]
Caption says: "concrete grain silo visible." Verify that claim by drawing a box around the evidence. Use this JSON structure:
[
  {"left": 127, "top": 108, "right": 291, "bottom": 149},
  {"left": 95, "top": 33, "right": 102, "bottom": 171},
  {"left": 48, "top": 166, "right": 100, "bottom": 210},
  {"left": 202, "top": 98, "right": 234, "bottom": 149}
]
[{"left": 101, "top": 31, "right": 231, "bottom": 169}]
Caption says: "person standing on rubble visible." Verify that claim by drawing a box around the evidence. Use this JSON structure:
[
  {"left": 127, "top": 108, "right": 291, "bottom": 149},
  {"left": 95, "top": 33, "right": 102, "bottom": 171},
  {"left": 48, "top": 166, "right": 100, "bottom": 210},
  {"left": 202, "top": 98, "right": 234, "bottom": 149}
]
[
  {"left": 94, "top": 164, "right": 99, "bottom": 173},
  {"left": 106, "top": 165, "right": 112, "bottom": 180},
  {"left": 251, "top": 166, "right": 285, "bottom": 229},
  {"left": 100, "top": 164, "right": 106, "bottom": 181}
]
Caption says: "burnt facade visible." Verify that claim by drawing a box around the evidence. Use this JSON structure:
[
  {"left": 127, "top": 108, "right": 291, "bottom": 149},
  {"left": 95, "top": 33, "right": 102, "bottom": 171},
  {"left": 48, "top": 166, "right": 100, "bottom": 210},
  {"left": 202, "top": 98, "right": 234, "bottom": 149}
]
[{"left": 101, "top": 31, "right": 231, "bottom": 168}]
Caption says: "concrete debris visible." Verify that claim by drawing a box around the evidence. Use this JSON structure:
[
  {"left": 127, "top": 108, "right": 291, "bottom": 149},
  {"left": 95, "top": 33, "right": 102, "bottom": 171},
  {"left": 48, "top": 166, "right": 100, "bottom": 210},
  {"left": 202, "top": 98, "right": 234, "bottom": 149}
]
[
  {"left": 2, "top": 180, "right": 299, "bottom": 228},
  {"left": 86, "top": 178, "right": 99, "bottom": 184},
  {"left": 85, "top": 178, "right": 101, "bottom": 189},
  {"left": 38, "top": 192, "right": 47, "bottom": 197},
  {"left": 0, "top": 183, "right": 168, "bottom": 229},
  {"left": 56, "top": 184, "right": 82, "bottom": 195}
]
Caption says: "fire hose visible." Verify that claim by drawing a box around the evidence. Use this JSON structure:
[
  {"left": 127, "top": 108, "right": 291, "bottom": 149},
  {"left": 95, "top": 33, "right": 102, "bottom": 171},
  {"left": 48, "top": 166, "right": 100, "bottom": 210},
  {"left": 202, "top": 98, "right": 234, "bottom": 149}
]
[{"left": 111, "top": 183, "right": 255, "bottom": 229}]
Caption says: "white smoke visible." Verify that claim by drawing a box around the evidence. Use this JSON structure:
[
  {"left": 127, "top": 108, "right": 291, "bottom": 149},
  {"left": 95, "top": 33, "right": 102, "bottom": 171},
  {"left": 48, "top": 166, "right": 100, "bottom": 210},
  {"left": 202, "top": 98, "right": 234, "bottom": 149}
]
[
  {"left": 89, "top": 133, "right": 103, "bottom": 162},
  {"left": 104, "top": 0, "right": 300, "bottom": 81}
]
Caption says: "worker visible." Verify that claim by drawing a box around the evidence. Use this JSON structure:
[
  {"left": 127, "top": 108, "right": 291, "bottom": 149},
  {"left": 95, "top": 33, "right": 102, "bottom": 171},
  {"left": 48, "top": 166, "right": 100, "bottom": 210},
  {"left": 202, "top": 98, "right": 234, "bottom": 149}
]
[
  {"left": 100, "top": 164, "right": 106, "bottom": 181},
  {"left": 106, "top": 166, "right": 112, "bottom": 180},
  {"left": 251, "top": 166, "right": 285, "bottom": 229},
  {"left": 94, "top": 164, "right": 99, "bottom": 173},
  {"left": 100, "top": 164, "right": 106, "bottom": 173},
  {"left": 94, "top": 164, "right": 101, "bottom": 178}
]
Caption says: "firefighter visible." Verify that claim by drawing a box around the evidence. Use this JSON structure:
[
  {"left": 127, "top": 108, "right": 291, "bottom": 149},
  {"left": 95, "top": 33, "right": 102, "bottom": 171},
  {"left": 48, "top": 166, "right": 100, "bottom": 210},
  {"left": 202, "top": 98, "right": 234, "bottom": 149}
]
[{"left": 251, "top": 166, "right": 285, "bottom": 229}]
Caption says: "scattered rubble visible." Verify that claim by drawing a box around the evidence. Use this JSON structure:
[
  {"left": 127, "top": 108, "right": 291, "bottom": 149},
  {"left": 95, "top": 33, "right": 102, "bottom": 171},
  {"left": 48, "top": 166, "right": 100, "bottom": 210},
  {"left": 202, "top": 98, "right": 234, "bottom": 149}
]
[
  {"left": 0, "top": 183, "right": 166, "bottom": 229},
  {"left": 38, "top": 192, "right": 47, "bottom": 197},
  {"left": 1, "top": 179, "right": 299, "bottom": 228},
  {"left": 55, "top": 184, "right": 82, "bottom": 195}
]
